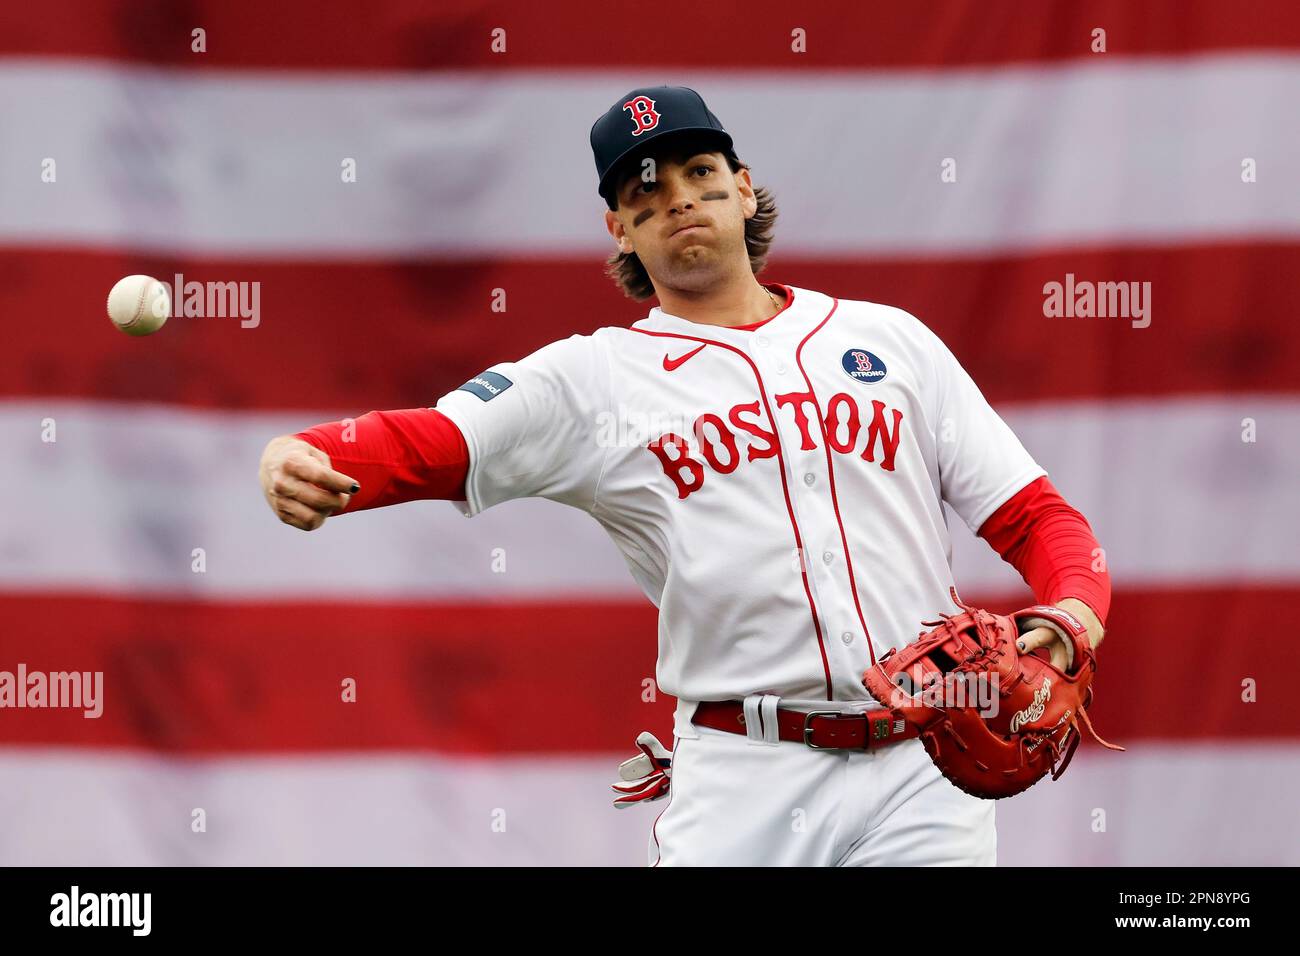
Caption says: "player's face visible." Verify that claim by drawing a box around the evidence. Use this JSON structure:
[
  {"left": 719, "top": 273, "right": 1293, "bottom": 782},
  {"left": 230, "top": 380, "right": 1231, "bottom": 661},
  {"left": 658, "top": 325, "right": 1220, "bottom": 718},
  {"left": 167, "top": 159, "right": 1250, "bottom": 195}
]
[{"left": 604, "top": 148, "right": 759, "bottom": 293}]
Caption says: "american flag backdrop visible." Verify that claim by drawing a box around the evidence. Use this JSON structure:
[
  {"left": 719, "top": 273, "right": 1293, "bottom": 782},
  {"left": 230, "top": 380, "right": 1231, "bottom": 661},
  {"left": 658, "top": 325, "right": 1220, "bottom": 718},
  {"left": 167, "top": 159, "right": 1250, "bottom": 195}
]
[{"left": 1, "top": 0, "right": 1297, "bottom": 866}]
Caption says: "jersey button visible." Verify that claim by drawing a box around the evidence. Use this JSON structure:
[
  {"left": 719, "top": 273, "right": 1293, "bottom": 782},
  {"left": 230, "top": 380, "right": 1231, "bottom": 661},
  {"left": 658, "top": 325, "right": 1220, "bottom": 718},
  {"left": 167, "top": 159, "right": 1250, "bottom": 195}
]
[
  {"left": 840, "top": 631, "right": 854, "bottom": 645},
  {"left": 803, "top": 473, "right": 816, "bottom": 486},
  {"left": 822, "top": 550, "right": 834, "bottom": 565},
  {"left": 775, "top": 362, "right": 787, "bottom": 375},
  {"left": 756, "top": 336, "right": 769, "bottom": 348}
]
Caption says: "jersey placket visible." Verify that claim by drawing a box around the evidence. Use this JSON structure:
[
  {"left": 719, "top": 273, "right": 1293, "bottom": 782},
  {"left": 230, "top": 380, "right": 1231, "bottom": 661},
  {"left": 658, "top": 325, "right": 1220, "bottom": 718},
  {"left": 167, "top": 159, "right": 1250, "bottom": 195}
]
[{"left": 748, "top": 327, "right": 864, "bottom": 700}]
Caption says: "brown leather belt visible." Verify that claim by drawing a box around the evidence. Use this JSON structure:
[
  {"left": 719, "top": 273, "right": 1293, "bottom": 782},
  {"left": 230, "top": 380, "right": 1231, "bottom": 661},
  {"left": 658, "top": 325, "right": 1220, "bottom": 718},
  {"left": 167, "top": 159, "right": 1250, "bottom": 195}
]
[{"left": 693, "top": 700, "right": 919, "bottom": 751}]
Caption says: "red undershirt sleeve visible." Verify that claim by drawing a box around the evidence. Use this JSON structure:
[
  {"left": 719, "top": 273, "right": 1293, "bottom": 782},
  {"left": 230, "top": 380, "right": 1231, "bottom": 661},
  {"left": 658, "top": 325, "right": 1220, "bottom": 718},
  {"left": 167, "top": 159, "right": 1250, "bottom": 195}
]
[
  {"left": 976, "top": 475, "right": 1112, "bottom": 626},
  {"left": 294, "top": 408, "right": 469, "bottom": 514}
]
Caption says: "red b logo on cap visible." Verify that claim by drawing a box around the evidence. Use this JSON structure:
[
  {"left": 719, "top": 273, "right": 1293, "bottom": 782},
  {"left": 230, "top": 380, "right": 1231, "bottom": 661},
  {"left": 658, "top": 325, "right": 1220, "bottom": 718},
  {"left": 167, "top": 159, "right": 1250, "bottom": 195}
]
[{"left": 622, "top": 96, "right": 661, "bottom": 136}]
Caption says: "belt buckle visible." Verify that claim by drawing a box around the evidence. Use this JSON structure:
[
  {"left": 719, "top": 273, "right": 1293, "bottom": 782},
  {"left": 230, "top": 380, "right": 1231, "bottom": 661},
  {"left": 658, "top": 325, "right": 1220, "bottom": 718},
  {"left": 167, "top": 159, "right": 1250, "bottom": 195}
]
[{"left": 802, "top": 710, "right": 847, "bottom": 749}]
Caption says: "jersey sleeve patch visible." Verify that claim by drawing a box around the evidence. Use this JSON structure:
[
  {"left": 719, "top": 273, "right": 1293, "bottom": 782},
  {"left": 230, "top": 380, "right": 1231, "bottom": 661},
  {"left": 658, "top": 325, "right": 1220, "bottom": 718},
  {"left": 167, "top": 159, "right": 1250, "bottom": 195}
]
[{"left": 456, "top": 370, "right": 514, "bottom": 402}]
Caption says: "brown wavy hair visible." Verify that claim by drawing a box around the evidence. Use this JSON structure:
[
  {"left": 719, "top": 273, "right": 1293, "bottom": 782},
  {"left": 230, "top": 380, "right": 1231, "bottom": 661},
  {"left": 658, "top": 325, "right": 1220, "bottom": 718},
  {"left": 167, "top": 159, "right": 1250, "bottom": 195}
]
[{"left": 603, "top": 152, "right": 779, "bottom": 302}]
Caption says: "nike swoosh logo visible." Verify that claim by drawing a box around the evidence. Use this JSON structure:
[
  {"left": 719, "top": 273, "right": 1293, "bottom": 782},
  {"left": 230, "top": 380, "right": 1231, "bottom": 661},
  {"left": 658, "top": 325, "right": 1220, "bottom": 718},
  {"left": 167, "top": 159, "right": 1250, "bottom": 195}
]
[{"left": 663, "top": 344, "right": 707, "bottom": 371}]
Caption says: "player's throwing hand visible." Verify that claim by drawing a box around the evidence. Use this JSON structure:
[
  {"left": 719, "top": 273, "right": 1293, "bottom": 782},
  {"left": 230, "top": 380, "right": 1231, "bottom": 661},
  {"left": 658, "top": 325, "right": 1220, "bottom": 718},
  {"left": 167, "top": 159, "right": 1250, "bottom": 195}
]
[{"left": 258, "top": 435, "right": 359, "bottom": 531}]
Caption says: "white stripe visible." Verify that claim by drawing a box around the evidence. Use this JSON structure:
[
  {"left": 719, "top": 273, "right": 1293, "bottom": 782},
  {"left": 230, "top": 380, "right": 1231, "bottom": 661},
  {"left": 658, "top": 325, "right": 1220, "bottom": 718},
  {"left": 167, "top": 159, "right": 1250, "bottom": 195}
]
[
  {"left": 996, "top": 743, "right": 1300, "bottom": 866},
  {"left": 0, "top": 56, "right": 1296, "bottom": 256},
  {"left": 951, "top": 394, "right": 1300, "bottom": 590},
  {"left": 0, "top": 748, "right": 644, "bottom": 866},
  {"left": 1, "top": 401, "right": 633, "bottom": 600},
  {"left": 2, "top": 397, "right": 1295, "bottom": 597},
  {"left": 0, "top": 745, "right": 1293, "bottom": 865}
]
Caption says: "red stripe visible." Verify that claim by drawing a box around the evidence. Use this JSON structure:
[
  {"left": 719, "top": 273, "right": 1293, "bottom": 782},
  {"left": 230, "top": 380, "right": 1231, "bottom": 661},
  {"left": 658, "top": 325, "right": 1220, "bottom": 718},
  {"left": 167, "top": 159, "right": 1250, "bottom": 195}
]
[
  {"left": 0, "top": 596, "right": 667, "bottom": 754},
  {"left": 0, "top": 586, "right": 1293, "bottom": 753},
  {"left": 5, "top": 242, "right": 1297, "bottom": 410},
  {"left": 6, "top": 1, "right": 1300, "bottom": 70}
]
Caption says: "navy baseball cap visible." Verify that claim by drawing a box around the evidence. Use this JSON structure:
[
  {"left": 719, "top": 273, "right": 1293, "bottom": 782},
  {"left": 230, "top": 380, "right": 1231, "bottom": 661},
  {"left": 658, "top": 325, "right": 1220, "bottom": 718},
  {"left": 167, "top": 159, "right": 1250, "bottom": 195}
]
[{"left": 590, "top": 86, "right": 735, "bottom": 207}]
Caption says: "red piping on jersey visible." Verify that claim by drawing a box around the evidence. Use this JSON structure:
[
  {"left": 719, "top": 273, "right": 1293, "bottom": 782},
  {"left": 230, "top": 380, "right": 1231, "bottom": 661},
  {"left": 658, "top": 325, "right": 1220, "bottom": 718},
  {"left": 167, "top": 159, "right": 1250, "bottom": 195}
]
[
  {"left": 631, "top": 319, "right": 836, "bottom": 701},
  {"left": 792, "top": 299, "right": 880, "bottom": 671}
]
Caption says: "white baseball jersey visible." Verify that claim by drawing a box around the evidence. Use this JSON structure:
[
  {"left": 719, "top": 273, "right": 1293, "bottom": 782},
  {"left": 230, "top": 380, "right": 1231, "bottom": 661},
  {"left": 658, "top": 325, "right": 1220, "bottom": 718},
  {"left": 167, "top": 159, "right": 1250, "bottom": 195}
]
[{"left": 434, "top": 284, "right": 1045, "bottom": 738}]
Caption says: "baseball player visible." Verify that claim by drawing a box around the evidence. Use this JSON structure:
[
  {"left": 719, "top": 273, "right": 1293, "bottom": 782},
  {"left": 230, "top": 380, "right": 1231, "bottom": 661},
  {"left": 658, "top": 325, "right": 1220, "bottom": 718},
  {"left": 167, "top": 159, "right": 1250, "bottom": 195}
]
[{"left": 258, "top": 86, "right": 1112, "bottom": 866}]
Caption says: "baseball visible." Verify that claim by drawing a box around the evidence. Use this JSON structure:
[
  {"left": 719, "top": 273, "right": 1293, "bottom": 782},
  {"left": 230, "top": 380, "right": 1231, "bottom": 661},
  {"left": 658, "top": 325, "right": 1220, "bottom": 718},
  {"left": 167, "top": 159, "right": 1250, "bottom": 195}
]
[{"left": 107, "top": 274, "right": 171, "bottom": 336}]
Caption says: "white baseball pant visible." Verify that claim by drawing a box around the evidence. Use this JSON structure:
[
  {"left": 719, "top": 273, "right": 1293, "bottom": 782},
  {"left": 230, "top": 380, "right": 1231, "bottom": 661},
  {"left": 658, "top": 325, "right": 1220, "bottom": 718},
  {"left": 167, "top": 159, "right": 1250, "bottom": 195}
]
[{"left": 648, "top": 710, "right": 996, "bottom": 866}]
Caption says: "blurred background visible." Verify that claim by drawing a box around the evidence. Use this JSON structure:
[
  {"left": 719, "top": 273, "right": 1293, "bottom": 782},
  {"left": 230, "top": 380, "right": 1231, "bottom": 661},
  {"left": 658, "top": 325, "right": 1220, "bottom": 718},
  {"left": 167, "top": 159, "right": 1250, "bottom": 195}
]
[{"left": 1, "top": 0, "right": 1297, "bottom": 865}]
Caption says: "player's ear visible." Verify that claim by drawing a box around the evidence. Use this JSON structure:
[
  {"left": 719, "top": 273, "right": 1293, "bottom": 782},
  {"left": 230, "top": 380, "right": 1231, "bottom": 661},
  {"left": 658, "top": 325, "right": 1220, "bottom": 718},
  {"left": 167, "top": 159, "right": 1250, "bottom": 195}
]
[
  {"left": 735, "top": 166, "right": 758, "bottom": 221},
  {"left": 605, "top": 209, "right": 633, "bottom": 254}
]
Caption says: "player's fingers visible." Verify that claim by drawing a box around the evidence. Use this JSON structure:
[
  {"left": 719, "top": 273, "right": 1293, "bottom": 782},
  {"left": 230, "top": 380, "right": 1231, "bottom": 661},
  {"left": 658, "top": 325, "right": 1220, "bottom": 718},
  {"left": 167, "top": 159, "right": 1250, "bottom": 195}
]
[
  {"left": 299, "top": 445, "right": 361, "bottom": 495},
  {"left": 282, "top": 454, "right": 359, "bottom": 495},
  {"left": 1016, "top": 626, "right": 1055, "bottom": 654},
  {"left": 271, "top": 473, "right": 351, "bottom": 513},
  {"left": 274, "top": 497, "right": 328, "bottom": 531},
  {"left": 1018, "top": 626, "right": 1070, "bottom": 670}
]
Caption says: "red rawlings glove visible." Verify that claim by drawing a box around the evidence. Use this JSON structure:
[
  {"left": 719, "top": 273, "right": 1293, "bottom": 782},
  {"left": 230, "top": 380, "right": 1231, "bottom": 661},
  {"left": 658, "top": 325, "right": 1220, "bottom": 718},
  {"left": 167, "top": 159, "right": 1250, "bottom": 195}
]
[{"left": 862, "top": 589, "right": 1124, "bottom": 800}]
